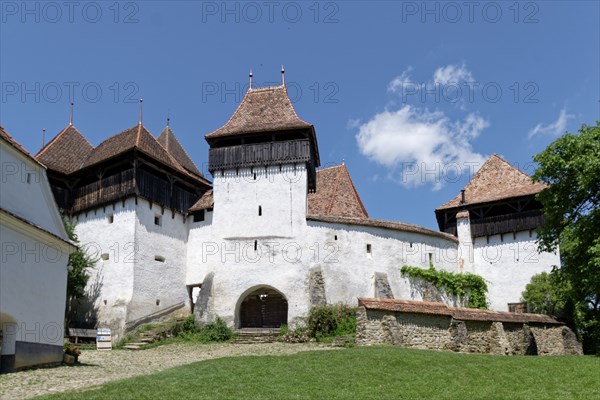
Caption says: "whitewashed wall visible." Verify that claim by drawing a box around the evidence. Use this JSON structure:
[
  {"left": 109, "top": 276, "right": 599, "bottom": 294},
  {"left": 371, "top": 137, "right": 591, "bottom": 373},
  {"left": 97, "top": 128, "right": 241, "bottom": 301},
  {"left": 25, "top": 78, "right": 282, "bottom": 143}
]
[
  {"left": 0, "top": 142, "right": 67, "bottom": 238},
  {"left": 0, "top": 224, "right": 68, "bottom": 352},
  {"left": 128, "top": 198, "right": 189, "bottom": 322},
  {"left": 75, "top": 199, "right": 137, "bottom": 339},
  {"left": 473, "top": 231, "right": 559, "bottom": 311}
]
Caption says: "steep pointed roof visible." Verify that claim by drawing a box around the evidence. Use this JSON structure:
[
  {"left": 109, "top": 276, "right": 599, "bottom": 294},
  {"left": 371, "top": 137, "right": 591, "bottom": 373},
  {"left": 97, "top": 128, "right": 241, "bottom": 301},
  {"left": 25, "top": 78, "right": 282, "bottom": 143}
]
[
  {"left": 205, "top": 85, "right": 313, "bottom": 139},
  {"left": 81, "top": 124, "right": 195, "bottom": 179},
  {"left": 157, "top": 126, "right": 202, "bottom": 176},
  {"left": 437, "top": 154, "right": 547, "bottom": 210},
  {"left": 308, "top": 164, "right": 368, "bottom": 218},
  {"left": 35, "top": 125, "right": 94, "bottom": 174}
]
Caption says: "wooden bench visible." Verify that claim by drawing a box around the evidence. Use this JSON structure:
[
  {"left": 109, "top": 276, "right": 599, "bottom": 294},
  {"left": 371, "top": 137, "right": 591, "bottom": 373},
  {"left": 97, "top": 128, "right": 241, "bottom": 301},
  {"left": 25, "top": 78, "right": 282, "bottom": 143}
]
[{"left": 68, "top": 328, "right": 97, "bottom": 344}]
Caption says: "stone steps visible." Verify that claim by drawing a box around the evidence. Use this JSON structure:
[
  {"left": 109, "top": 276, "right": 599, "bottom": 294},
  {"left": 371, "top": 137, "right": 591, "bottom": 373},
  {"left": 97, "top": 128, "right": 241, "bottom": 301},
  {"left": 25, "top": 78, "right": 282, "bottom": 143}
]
[{"left": 233, "top": 329, "right": 280, "bottom": 344}]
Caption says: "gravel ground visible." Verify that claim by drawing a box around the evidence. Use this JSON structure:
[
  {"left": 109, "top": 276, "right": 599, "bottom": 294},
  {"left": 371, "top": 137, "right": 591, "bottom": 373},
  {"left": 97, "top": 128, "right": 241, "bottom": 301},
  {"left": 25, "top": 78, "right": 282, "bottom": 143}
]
[{"left": 0, "top": 342, "right": 333, "bottom": 399}]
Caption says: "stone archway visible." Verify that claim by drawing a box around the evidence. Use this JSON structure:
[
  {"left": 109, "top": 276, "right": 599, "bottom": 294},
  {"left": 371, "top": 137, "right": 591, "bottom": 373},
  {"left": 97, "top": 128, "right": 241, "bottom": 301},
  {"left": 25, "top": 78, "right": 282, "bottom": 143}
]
[{"left": 238, "top": 287, "right": 288, "bottom": 328}]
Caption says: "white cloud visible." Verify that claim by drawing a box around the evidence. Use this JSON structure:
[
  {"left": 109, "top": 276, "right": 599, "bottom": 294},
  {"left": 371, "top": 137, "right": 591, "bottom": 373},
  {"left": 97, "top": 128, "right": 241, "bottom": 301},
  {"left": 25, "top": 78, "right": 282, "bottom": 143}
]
[
  {"left": 388, "top": 66, "right": 415, "bottom": 93},
  {"left": 355, "top": 105, "right": 488, "bottom": 190},
  {"left": 433, "top": 63, "right": 474, "bottom": 85},
  {"left": 528, "top": 108, "right": 573, "bottom": 139}
]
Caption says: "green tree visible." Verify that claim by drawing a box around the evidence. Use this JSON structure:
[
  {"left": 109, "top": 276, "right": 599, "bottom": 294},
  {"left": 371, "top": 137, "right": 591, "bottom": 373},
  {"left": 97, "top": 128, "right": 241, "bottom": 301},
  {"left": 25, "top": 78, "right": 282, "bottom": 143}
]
[
  {"left": 64, "top": 218, "right": 95, "bottom": 327},
  {"left": 533, "top": 121, "right": 600, "bottom": 354},
  {"left": 521, "top": 272, "right": 570, "bottom": 316}
]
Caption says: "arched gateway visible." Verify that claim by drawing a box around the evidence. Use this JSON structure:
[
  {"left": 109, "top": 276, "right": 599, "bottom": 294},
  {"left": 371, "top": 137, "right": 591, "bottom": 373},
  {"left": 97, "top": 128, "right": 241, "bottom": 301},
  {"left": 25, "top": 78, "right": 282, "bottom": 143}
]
[{"left": 238, "top": 287, "right": 288, "bottom": 328}]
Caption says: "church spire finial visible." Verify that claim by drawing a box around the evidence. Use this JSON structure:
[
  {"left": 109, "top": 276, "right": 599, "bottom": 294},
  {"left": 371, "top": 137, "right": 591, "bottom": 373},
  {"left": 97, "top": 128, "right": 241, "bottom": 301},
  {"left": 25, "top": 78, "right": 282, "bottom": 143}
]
[
  {"left": 281, "top": 65, "right": 285, "bottom": 86},
  {"left": 42, "top": 128, "right": 46, "bottom": 148},
  {"left": 69, "top": 102, "right": 74, "bottom": 126},
  {"left": 138, "top": 98, "right": 143, "bottom": 125},
  {"left": 249, "top": 70, "right": 253, "bottom": 90}
]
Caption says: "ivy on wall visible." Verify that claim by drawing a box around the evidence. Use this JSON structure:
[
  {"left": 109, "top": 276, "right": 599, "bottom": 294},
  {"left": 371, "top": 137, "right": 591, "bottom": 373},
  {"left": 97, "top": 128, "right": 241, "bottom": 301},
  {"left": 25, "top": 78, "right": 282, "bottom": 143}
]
[{"left": 400, "top": 265, "right": 489, "bottom": 309}]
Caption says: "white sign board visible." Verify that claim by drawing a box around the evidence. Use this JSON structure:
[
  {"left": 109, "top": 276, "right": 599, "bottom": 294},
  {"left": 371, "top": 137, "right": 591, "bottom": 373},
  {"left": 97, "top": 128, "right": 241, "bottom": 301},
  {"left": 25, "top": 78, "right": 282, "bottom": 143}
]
[{"left": 96, "top": 328, "right": 112, "bottom": 350}]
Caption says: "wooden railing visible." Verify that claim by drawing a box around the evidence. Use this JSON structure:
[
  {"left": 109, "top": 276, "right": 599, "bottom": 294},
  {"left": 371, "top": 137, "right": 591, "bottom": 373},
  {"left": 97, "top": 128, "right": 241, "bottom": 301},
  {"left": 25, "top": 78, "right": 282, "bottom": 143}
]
[
  {"left": 208, "top": 139, "right": 312, "bottom": 171},
  {"left": 444, "top": 210, "right": 544, "bottom": 238},
  {"left": 69, "top": 168, "right": 198, "bottom": 214}
]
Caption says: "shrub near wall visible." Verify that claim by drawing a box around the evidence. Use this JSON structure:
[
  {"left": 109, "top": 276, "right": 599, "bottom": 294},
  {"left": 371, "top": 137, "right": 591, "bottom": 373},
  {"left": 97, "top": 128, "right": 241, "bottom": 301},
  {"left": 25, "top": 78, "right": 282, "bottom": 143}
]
[{"left": 307, "top": 304, "right": 357, "bottom": 340}]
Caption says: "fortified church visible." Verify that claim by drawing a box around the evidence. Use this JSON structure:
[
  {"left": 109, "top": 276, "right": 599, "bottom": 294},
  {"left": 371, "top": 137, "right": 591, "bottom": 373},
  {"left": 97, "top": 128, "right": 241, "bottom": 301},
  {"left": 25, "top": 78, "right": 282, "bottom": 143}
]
[{"left": 34, "top": 74, "right": 558, "bottom": 340}]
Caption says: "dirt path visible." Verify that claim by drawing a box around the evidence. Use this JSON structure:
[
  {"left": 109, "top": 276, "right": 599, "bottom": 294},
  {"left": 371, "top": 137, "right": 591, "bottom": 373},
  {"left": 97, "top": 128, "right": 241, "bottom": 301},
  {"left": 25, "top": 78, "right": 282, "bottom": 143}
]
[{"left": 0, "top": 342, "right": 333, "bottom": 399}]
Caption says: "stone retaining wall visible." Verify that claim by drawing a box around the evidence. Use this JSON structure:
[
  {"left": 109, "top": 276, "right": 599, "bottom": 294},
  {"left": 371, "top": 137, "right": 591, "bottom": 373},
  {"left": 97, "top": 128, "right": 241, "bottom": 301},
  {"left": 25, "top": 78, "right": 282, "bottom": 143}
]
[{"left": 356, "top": 298, "right": 582, "bottom": 355}]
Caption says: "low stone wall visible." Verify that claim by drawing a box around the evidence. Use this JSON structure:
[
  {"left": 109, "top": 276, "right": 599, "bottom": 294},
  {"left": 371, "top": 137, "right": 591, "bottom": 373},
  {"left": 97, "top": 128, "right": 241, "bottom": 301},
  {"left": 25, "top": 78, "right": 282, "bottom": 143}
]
[{"left": 356, "top": 298, "right": 582, "bottom": 356}]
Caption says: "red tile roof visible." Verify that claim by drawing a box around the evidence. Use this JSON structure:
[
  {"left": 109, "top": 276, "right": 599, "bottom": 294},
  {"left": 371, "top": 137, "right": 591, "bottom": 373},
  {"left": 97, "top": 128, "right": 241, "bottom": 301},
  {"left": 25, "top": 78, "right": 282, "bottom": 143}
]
[
  {"left": 205, "top": 85, "right": 313, "bottom": 139},
  {"left": 35, "top": 125, "right": 94, "bottom": 174},
  {"left": 157, "top": 126, "right": 202, "bottom": 177},
  {"left": 307, "top": 215, "right": 458, "bottom": 242},
  {"left": 81, "top": 124, "right": 205, "bottom": 183},
  {"left": 358, "top": 298, "right": 562, "bottom": 324},
  {"left": 189, "top": 189, "right": 213, "bottom": 212},
  {"left": 308, "top": 164, "right": 368, "bottom": 218},
  {"left": 437, "top": 154, "right": 547, "bottom": 210}
]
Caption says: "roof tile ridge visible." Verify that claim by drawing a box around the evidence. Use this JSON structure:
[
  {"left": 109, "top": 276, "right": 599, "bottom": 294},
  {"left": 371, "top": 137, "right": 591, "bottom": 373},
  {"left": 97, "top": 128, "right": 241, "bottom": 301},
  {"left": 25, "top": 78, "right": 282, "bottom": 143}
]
[
  {"left": 135, "top": 123, "right": 143, "bottom": 147},
  {"left": 282, "top": 85, "right": 312, "bottom": 127},
  {"left": 163, "top": 127, "right": 203, "bottom": 176},
  {"left": 71, "top": 125, "right": 95, "bottom": 149},
  {"left": 35, "top": 125, "right": 70, "bottom": 157},
  {"left": 326, "top": 165, "right": 345, "bottom": 214},
  {"left": 492, "top": 153, "right": 539, "bottom": 182},
  {"left": 78, "top": 125, "right": 136, "bottom": 170},
  {"left": 342, "top": 164, "right": 369, "bottom": 218},
  {"left": 205, "top": 89, "right": 253, "bottom": 138},
  {"left": 150, "top": 128, "right": 205, "bottom": 181}
]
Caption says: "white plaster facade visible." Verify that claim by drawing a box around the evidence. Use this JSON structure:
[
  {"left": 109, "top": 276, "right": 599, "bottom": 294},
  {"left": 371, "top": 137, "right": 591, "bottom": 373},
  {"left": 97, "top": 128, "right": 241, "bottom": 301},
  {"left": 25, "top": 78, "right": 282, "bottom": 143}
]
[
  {"left": 70, "top": 158, "right": 558, "bottom": 339},
  {"left": 0, "top": 134, "right": 74, "bottom": 373}
]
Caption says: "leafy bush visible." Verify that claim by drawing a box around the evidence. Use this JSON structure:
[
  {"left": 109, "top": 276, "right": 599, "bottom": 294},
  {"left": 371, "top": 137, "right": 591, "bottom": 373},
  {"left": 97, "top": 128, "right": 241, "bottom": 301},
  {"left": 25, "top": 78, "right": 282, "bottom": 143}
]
[
  {"left": 196, "top": 317, "right": 234, "bottom": 342},
  {"left": 63, "top": 342, "right": 81, "bottom": 357},
  {"left": 278, "top": 325, "right": 310, "bottom": 343},
  {"left": 307, "top": 304, "right": 357, "bottom": 339},
  {"left": 401, "top": 265, "right": 488, "bottom": 309},
  {"left": 169, "top": 316, "right": 199, "bottom": 336}
]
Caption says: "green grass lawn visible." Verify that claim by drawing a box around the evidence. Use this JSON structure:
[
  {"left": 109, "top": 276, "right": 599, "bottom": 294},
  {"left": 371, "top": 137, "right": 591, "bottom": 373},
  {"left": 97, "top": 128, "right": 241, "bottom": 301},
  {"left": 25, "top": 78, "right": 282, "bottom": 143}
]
[{"left": 38, "top": 347, "right": 599, "bottom": 400}]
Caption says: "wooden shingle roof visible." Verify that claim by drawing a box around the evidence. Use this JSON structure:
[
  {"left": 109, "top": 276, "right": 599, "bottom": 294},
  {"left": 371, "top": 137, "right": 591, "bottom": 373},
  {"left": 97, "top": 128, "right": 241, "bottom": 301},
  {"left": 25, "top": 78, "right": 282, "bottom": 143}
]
[
  {"left": 205, "top": 85, "right": 313, "bottom": 139},
  {"left": 35, "top": 125, "right": 94, "bottom": 175},
  {"left": 358, "top": 298, "right": 562, "bottom": 325},
  {"left": 437, "top": 154, "right": 547, "bottom": 210},
  {"left": 189, "top": 189, "right": 213, "bottom": 212},
  {"left": 157, "top": 126, "right": 202, "bottom": 177},
  {"left": 81, "top": 124, "right": 201, "bottom": 181},
  {"left": 308, "top": 164, "right": 368, "bottom": 218}
]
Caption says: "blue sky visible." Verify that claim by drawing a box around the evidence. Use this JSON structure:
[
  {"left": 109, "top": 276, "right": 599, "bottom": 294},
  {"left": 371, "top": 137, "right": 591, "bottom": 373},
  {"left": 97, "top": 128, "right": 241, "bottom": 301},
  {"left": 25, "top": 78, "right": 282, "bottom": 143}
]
[{"left": 1, "top": 1, "right": 598, "bottom": 230}]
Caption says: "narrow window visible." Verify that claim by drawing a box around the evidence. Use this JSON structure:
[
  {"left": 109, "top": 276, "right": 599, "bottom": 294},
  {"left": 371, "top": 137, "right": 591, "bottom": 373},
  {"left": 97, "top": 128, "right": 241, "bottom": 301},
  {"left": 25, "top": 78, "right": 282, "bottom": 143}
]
[
  {"left": 428, "top": 253, "right": 433, "bottom": 267},
  {"left": 154, "top": 215, "right": 162, "bottom": 226},
  {"left": 253, "top": 172, "right": 257, "bottom": 180},
  {"left": 254, "top": 240, "right": 258, "bottom": 251},
  {"left": 26, "top": 173, "right": 31, "bottom": 184},
  {"left": 107, "top": 214, "right": 114, "bottom": 224},
  {"left": 258, "top": 206, "right": 262, "bottom": 216},
  {"left": 155, "top": 255, "right": 165, "bottom": 262},
  {"left": 334, "top": 235, "right": 338, "bottom": 241},
  {"left": 366, "top": 244, "right": 372, "bottom": 254},
  {"left": 156, "top": 299, "right": 160, "bottom": 306},
  {"left": 193, "top": 210, "right": 205, "bottom": 222}
]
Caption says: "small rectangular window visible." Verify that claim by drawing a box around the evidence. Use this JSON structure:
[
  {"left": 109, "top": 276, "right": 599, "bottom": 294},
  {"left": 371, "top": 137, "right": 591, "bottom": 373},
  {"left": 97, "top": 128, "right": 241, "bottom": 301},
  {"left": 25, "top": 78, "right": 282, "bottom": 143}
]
[
  {"left": 107, "top": 214, "right": 114, "bottom": 224},
  {"left": 366, "top": 244, "right": 372, "bottom": 253},
  {"left": 258, "top": 205, "right": 262, "bottom": 216},
  {"left": 155, "top": 255, "right": 165, "bottom": 262},
  {"left": 26, "top": 173, "right": 31, "bottom": 184},
  {"left": 193, "top": 210, "right": 205, "bottom": 222},
  {"left": 154, "top": 215, "right": 162, "bottom": 226}
]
